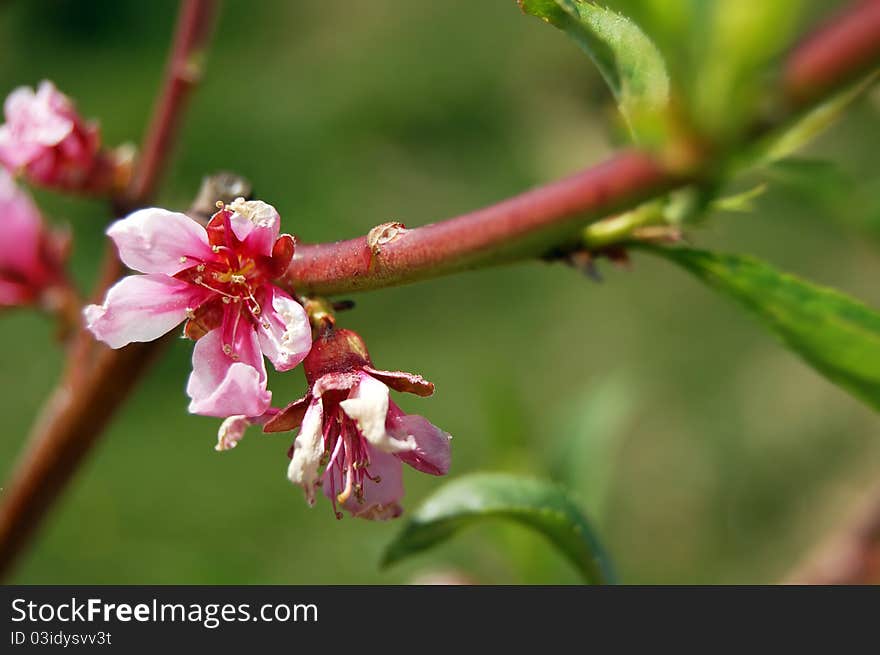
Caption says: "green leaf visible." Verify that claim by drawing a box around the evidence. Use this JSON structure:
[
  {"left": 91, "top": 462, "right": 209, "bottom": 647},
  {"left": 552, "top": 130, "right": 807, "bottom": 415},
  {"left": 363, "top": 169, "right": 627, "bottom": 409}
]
[
  {"left": 651, "top": 247, "right": 880, "bottom": 410},
  {"left": 742, "top": 73, "right": 878, "bottom": 170},
  {"left": 519, "top": 0, "right": 669, "bottom": 142},
  {"left": 382, "top": 472, "right": 615, "bottom": 584}
]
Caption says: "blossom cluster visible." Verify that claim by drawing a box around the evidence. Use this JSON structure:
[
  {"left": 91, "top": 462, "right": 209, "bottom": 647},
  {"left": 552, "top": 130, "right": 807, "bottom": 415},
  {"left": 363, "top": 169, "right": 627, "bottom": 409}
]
[{"left": 0, "top": 81, "right": 451, "bottom": 520}]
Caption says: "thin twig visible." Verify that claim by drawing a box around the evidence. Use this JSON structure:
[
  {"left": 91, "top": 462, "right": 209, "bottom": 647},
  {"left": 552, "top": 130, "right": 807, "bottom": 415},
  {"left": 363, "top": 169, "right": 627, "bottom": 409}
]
[{"left": 0, "top": 0, "right": 220, "bottom": 581}]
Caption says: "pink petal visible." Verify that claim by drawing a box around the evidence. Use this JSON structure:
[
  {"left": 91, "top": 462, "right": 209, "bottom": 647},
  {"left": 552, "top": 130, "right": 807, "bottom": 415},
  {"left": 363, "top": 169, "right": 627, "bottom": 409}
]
[
  {"left": 256, "top": 285, "right": 311, "bottom": 372},
  {"left": 6, "top": 83, "right": 73, "bottom": 146},
  {"left": 362, "top": 365, "right": 434, "bottom": 397},
  {"left": 227, "top": 199, "right": 280, "bottom": 257},
  {"left": 0, "top": 170, "right": 44, "bottom": 281},
  {"left": 186, "top": 326, "right": 271, "bottom": 417},
  {"left": 107, "top": 208, "right": 216, "bottom": 275},
  {"left": 0, "top": 125, "right": 42, "bottom": 169},
  {"left": 83, "top": 274, "right": 212, "bottom": 349},
  {"left": 323, "top": 444, "right": 404, "bottom": 520},
  {"left": 387, "top": 402, "right": 452, "bottom": 476}
]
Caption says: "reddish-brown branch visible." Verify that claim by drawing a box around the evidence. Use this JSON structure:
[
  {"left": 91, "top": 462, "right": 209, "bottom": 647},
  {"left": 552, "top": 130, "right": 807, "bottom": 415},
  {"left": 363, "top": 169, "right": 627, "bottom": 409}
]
[
  {"left": 784, "top": 0, "right": 880, "bottom": 106},
  {"left": 783, "top": 483, "right": 880, "bottom": 584},
  {"left": 0, "top": 339, "right": 172, "bottom": 579},
  {"left": 0, "top": 0, "right": 220, "bottom": 580},
  {"left": 125, "top": 0, "right": 219, "bottom": 208},
  {"left": 287, "top": 151, "right": 677, "bottom": 295},
  {"left": 286, "top": 0, "right": 880, "bottom": 297}
]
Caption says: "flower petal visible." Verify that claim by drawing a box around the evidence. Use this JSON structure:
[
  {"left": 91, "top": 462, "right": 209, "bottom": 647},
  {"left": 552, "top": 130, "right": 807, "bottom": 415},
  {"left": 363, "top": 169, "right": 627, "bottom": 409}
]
[
  {"left": 0, "top": 170, "right": 44, "bottom": 281},
  {"left": 323, "top": 444, "right": 404, "bottom": 520},
  {"left": 84, "top": 274, "right": 212, "bottom": 349},
  {"left": 215, "top": 415, "right": 252, "bottom": 452},
  {"left": 339, "top": 373, "right": 416, "bottom": 455},
  {"left": 387, "top": 402, "right": 452, "bottom": 476},
  {"left": 287, "top": 397, "right": 325, "bottom": 505},
  {"left": 107, "top": 208, "right": 215, "bottom": 275},
  {"left": 227, "top": 198, "right": 280, "bottom": 257},
  {"left": 256, "top": 286, "right": 311, "bottom": 372},
  {"left": 186, "top": 327, "right": 271, "bottom": 417}
]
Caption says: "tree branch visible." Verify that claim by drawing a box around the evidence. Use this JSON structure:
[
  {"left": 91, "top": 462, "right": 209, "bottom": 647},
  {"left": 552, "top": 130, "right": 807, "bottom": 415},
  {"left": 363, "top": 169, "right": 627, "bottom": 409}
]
[
  {"left": 0, "top": 0, "right": 220, "bottom": 581},
  {"left": 287, "top": 151, "right": 677, "bottom": 295}
]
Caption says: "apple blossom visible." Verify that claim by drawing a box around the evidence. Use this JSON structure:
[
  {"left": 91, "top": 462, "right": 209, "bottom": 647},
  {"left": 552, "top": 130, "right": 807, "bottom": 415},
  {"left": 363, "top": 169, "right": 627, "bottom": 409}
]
[
  {"left": 264, "top": 328, "right": 452, "bottom": 520},
  {"left": 84, "top": 199, "right": 311, "bottom": 417}
]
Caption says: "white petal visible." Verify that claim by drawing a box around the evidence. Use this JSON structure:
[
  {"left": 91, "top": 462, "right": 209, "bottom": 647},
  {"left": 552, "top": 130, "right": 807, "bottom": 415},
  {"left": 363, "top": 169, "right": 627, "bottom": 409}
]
[
  {"left": 215, "top": 415, "right": 251, "bottom": 452},
  {"left": 339, "top": 374, "right": 415, "bottom": 454},
  {"left": 287, "top": 398, "right": 325, "bottom": 505}
]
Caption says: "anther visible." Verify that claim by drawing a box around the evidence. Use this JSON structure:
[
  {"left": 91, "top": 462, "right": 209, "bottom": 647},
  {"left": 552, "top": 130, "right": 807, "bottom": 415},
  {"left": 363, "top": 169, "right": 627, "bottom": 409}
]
[
  {"left": 221, "top": 297, "right": 231, "bottom": 304},
  {"left": 211, "top": 245, "right": 221, "bottom": 253},
  {"left": 222, "top": 344, "right": 233, "bottom": 355},
  {"left": 179, "top": 256, "right": 187, "bottom": 264}
]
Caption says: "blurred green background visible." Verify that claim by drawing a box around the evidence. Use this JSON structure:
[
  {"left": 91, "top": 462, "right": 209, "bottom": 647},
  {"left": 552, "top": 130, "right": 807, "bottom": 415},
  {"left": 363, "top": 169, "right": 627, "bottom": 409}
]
[{"left": 1, "top": 0, "right": 878, "bottom": 584}]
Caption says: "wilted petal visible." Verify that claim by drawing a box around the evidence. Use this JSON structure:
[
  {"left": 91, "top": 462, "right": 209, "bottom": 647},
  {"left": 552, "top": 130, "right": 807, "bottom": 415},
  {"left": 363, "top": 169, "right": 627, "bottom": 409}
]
[
  {"left": 257, "top": 286, "right": 311, "bottom": 372},
  {"left": 339, "top": 373, "right": 415, "bottom": 455},
  {"left": 263, "top": 394, "right": 310, "bottom": 433},
  {"left": 216, "top": 415, "right": 251, "bottom": 452},
  {"left": 323, "top": 444, "right": 404, "bottom": 520},
  {"left": 107, "top": 208, "right": 215, "bottom": 275},
  {"left": 287, "top": 398, "right": 325, "bottom": 505},
  {"left": 227, "top": 198, "right": 280, "bottom": 257},
  {"left": 84, "top": 274, "right": 212, "bottom": 349},
  {"left": 186, "top": 327, "right": 271, "bottom": 417},
  {"left": 387, "top": 403, "right": 452, "bottom": 476}
]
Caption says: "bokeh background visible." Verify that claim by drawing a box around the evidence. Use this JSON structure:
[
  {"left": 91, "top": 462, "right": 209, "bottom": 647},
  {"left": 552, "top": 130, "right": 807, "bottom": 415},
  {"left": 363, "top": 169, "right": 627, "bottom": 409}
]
[{"left": 1, "top": 0, "right": 879, "bottom": 584}]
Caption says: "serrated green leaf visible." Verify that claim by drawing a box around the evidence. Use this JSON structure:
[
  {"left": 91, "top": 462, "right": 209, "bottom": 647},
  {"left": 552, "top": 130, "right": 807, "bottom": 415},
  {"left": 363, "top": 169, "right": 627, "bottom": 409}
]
[
  {"left": 382, "top": 472, "right": 615, "bottom": 584},
  {"left": 651, "top": 247, "right": 880, "bottom": 410},
  {"left": 519, "top": 0, "right": 669, "bottom": 142}
]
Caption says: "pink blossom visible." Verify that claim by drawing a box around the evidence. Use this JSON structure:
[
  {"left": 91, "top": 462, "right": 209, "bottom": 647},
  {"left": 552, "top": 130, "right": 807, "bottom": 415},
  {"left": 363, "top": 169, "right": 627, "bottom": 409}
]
[
  {"left": 84, "top": 199, "right": 311, "bottom": 417},
  {"left": 0, "top": 81, "right": 103, "bottom": 190},
  {"left": 264, "top": 328, "right": 452, "bottom": 520},
  {"left": 0, "top": 169, "right": 65, "bottom": 306}
]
